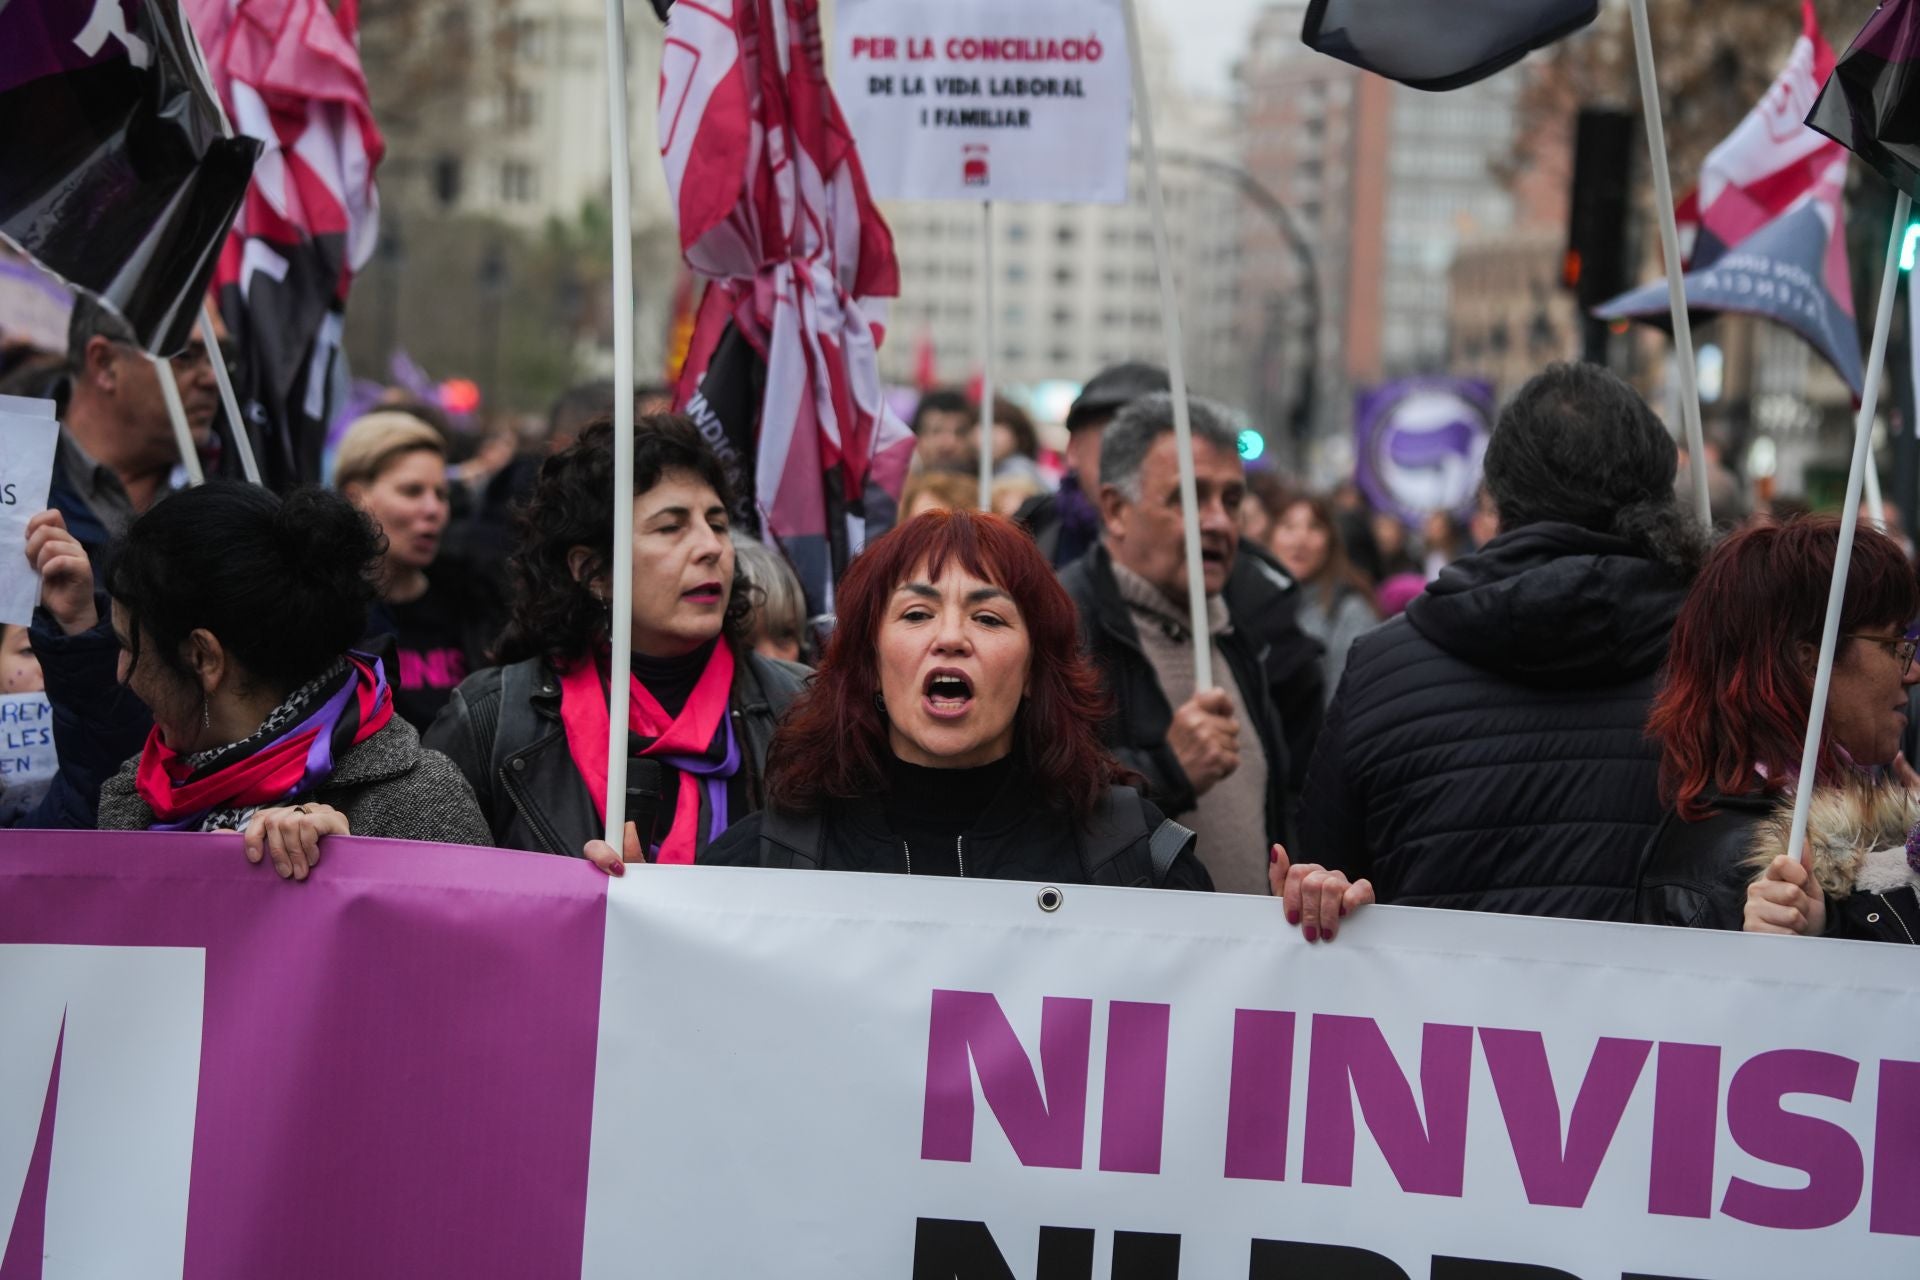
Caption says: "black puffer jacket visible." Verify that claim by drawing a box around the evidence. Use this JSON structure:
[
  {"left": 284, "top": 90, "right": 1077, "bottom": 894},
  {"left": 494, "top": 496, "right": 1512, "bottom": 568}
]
[
  {"left": 1298, "top": 522, "right": 1689, "bottom": 921},
  {"left": 425, "top": 650, "right": 807, "bottom": 857}
]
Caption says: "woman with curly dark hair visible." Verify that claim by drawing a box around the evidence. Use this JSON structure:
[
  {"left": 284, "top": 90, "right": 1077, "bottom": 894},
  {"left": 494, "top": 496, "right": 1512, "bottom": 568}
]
[
  {"left": 689, "top": 509, "right": 1372, "bottom": 932},
  {"left": 426, "top": 416, "right": 808, "bottom": 861}
]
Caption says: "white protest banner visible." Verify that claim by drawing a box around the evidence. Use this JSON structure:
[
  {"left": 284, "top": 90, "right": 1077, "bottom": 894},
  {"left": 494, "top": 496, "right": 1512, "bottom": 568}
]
[
  {"left": 0, "top": 397, "right": 59, "bottom": 627},
  {"left": 583, "top": 869, "right": 1920, "bottom": 1278},
  {"left": 834, "top": 0, "right": 1132, "bottom": 204},
  {"left": 0, "top": 694, "right": 56, "bottom": 824}
]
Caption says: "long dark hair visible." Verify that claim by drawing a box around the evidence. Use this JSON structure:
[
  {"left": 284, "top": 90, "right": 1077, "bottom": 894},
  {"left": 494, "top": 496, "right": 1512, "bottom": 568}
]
[
  {"left": 1483, "top": 363, "right": 1707, "bottom": 579},
  {"left": 494, "top": 415, "right": 754, "bottom": 666},
  {"left": 766, "top": 510, "right": 1127, "bottom": 819},
  {"left": 106, "top": 482, "right": 382, "bottom": 698}
]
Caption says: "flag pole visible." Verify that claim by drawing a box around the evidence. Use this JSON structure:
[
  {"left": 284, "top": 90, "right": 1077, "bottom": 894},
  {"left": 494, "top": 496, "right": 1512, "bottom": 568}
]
[
  {"left": 1785, "top": 191, "right": 1912, "bottom": 871},
  {"left": 1628, "top": 0, "right": 1710, "bottom": 529},
  {"left": 200, "top": 300, "right": 262, "bottom": 484},
  {"left": 174, "top": 19, "right": 264, "bottom": 486},
  {"left": 603, "top": 0, "right": 638, "bottom": 853},
  {"left": 1863, "top": 436, "right": 1886, "bottom": 530},
  {"left": 153, "top": 355, "right": 205, "bottom": 485},
  {"left": 978, "top": 199, "right": 995, "bottom": 511},
  {"left": 1122, "top": 0, "right": 1213, "bottom": 691}
]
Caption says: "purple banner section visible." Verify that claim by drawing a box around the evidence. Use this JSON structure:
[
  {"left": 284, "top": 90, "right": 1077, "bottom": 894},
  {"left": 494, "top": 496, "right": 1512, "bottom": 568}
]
[{"left": 0, "top": 831, "right": 607, "bottom": 1278}]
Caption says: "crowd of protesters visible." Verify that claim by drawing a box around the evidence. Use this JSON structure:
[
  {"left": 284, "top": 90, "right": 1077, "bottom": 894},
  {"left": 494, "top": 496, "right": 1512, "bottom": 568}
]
[{"left": 4, "top": 296, "right": 1913, "bottom": 948}]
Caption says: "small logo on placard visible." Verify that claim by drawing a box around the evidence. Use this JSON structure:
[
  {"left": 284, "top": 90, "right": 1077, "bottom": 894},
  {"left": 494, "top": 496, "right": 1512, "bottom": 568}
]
[{"left": 963, "top": 144, "right": 989, "bottom": 187}]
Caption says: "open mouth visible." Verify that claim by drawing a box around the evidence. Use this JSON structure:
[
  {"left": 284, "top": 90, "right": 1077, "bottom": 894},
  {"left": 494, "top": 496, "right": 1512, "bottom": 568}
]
[
  {"left": 682, "top": 580, "right": 723, "bottom": 604},
  {"left": 923, "top": 667, "right": 974, "bottom": 718}
]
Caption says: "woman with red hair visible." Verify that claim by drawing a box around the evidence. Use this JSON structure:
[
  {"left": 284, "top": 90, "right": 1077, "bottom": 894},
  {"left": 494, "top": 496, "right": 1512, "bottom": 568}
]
[
  {"left": 682, "top": 511, "right": 1371, "bottom": 932},
  {"left": 1637, "top": 517, "right": 1920, "bottom": 937}
]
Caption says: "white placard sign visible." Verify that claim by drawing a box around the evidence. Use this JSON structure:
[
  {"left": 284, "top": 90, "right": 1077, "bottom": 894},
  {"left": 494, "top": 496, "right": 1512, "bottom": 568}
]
[
  {"left": 583, "top": 868, "right": 1920, "bottom": 1278},
  {"left": 834, "top": 0, "right": 1133, "bottom": 204},
  {"left": 0, "top": 398, "right": 59, "bottom": 628}
]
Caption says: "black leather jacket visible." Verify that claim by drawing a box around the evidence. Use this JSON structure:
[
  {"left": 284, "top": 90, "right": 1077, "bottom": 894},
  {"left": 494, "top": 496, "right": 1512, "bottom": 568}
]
[
  {"left": 424, "top": 651, "right": 808, "bottom": 857},
  {"left": 1635, "top": 794, "right": 1776, "bottom": 930}
]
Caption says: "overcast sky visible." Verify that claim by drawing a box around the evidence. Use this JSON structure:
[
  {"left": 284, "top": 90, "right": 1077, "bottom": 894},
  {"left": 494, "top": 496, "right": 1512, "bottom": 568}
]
[{"left": 1148, "top": 0, "right": 1267, "bottom": 95}]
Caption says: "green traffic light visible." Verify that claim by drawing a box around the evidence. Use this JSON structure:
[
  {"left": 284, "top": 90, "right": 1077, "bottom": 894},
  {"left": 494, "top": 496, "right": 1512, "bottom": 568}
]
[
  {"left": 1237, "top": 429, "right": 1265, "bottom": 462},
  {"left": 1903, "top": 222, "right": 1920, "bottom": 272}
]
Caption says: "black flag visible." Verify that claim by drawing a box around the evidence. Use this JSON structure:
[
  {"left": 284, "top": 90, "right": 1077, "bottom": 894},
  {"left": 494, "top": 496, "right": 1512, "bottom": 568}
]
[
  {"left": 0, "top": 0, "right": 258, "bottom": 356},
  {"left": 1806, "top": 0, "right": 1920, "bottom": 196},
  {"left": 1302, "top": 0, "right": 1599, "bottom": 91}
]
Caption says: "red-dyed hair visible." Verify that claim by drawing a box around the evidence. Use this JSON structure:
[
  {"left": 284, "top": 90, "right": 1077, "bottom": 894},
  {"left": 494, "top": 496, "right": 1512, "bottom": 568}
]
[
  {"left": 1649, "top": 516, "right": 1920, "bottom": 820},
  {"left": 765, "top": 509, "right": 1126, "bottom": 818}
]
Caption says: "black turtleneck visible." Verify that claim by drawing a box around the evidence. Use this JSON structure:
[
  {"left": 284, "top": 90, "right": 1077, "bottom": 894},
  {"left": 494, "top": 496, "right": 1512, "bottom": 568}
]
[
  {"left": 626, "top": 637, "right": 718, "bottom": 717},
  {"left": 881, "top": 751, "right": 1016, "bottom": 874}
]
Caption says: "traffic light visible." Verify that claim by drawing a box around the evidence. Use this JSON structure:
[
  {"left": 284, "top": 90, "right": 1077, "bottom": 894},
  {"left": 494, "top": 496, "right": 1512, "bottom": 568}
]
[
  {"left": 1237, "top": 428, "right": 1265, "bottom": 462},
  {"left": 1564, "top": 108, "right": 1634, "bottom": 363},
  {"left": 1902, "top": 220, "right": 1920, "bottom": 272}
]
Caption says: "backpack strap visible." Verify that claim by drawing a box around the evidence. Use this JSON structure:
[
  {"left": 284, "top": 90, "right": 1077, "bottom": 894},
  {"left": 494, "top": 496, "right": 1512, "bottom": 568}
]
[
  {"left": 1147, "top": 818, "right": 1196, "bottom": 887},
  {"left": 758, "top": 805, "right": 826, "bottom": 870},
  {"left": 1078, "top": 785, "right": 1185, "bottom": 887}
]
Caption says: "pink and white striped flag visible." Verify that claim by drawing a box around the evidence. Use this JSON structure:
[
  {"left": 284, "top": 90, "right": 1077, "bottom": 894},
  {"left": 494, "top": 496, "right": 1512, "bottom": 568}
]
[{"left": 661, "top": 0, "right": 911, "bottom": 615}]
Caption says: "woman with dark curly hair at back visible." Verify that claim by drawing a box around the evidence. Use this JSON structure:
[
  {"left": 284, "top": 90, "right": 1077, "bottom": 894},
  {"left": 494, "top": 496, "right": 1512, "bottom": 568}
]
[
  {"left": 426, "top": 416, "right": 809, "bottom": 862},
  {"left": 95, "top": 482, "right": 490, "bottom": 878}
]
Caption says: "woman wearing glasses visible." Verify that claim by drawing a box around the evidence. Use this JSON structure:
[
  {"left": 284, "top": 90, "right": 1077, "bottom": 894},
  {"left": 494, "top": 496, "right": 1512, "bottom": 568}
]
[{"left": 1636, "top": 517, "right": 1920, "bottom": 933}]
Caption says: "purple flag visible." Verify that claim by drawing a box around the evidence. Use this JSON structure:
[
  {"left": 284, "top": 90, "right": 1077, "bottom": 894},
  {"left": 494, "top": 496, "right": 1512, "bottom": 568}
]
[
  {"left": 1354, "top": 377, "right": 1494, "bottom": 525},
  {"left": 1302, "top": 0, "right": 1598, "bottom": 91},
  {"left": 1806, "top": 0, "right": 1920, "bottom": 197}
]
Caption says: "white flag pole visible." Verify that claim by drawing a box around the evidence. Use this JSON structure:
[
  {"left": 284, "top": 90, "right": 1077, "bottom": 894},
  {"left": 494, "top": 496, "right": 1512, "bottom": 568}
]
[
  {"left": 1628, "top": 0, "right": 1710, "bottom": 530},
  {"left": 174, "top": 18, "right": 264, "bottom": 486},
  {"left": 602, "top": 0, "right": 638, "bottom": 853},
  {"left": 199, "top": 301, "right": 262, "bottom": 484},
  {"left": 1122, "top": 0, "right": 1213, "bottom": 691},
  {"left": 1784, "top": 191, "right": 1912, "bottom": 871},
  {"left": 153, "top": 356, "right": 205, "bottom": 485},
  {"left": 1863, "top": 433, "right": 1887, "bottom": 530},
  {"left": 978, "top": 199, "right": 995, "bottom": 511}
]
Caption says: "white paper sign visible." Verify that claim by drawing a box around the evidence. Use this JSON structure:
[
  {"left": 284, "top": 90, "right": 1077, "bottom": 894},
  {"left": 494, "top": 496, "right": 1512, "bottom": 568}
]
[
  {"left": 834, "top": 0, "right": 1133, "bottom": 204},
  {"left": 583, "top": 869, "right": 1920, "bottom": 1278},
  {"left": 0, "top": 398, "right": 60, "bottom": 627}
]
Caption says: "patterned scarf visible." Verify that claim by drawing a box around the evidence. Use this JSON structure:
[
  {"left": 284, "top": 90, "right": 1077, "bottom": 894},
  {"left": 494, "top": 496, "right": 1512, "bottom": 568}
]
[
  {"left": 557, "top": 642, "right": 740, "bottom": 863},
  {"left": 134, "top": 654, "right": 395, "bottom": 832}
]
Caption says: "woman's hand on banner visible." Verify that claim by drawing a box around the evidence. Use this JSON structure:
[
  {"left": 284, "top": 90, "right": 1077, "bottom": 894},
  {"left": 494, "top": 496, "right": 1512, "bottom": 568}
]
[
  {"left": 1744, "top": 853, "right": 1826, "bottom": 936},
  {"left": 25, "top": 510, "right": 97, "bottom": 635},
  {"left": 1268, "top": 843, "right": 1373, "bottom": 942},
  {"left": 584, "top": 822, "right": 643, "bottom": 876},
  {"left": 240, "top": 803, "right": 349, "bottom": 882}
]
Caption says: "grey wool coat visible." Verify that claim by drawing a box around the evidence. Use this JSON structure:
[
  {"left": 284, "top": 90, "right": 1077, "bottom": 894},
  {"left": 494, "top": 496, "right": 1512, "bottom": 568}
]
[{"left": 97, "top": 715, "right": 493, "bottom": 846}]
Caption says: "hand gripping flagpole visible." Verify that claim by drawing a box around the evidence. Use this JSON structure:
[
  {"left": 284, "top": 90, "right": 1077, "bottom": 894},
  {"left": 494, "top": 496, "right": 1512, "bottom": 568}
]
[
  {"left": 978, "top": 200, "right": 995, "bottom": 511},
  {"left": 1628, "top": 0, "right": 1711, "bottom": 529},
  {"left": 1785, "top": 191, "right": 1913, "bottom": 871},
  {"left": 603, "top": 0, "right": 638, "bottom": 853},
  {"left": 1122, "top": 0, "right": 1213, "bottom": 692}
]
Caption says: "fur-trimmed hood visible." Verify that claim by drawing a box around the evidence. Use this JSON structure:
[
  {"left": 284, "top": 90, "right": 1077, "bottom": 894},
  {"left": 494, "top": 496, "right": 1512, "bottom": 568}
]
[{"left": 1748, "top": 783, "right": 1920, "bottom": 900}]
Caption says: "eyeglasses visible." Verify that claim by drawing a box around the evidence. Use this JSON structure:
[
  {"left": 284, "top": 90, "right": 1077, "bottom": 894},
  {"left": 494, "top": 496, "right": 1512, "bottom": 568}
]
[{"left": 1843, "top": 633, "right": 1920, "bottom": 673}]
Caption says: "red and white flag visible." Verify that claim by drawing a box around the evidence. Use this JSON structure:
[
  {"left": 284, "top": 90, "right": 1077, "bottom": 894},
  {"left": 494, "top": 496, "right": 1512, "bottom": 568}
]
[
  {"left": 1678, "top": 0, "right": 1839, "bottom": 268},
  {"left": 661, "top": 0, "right": 909, "bottom": 615},
  {"left": 185, "top": 0, "right": 383, "bottom": 486}
]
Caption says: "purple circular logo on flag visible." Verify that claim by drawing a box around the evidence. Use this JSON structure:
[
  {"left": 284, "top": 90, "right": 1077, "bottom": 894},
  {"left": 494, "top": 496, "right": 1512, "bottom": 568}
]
[{"left": 1353, "top": 378, "right": 1494, "bottom": 525}]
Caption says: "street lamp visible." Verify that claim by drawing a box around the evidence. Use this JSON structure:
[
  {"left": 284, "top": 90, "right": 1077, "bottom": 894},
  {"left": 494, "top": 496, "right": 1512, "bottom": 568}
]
[{"left": 1148, "top": 149, "right": 1322, "bottom": 458}]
